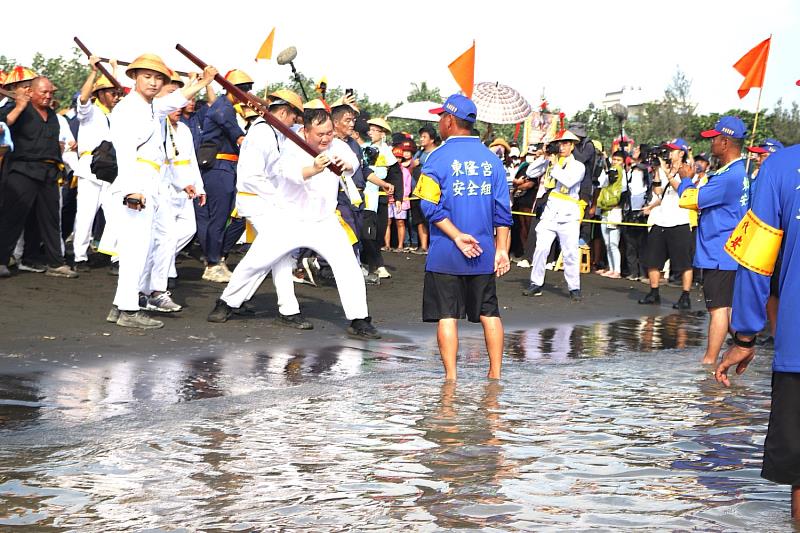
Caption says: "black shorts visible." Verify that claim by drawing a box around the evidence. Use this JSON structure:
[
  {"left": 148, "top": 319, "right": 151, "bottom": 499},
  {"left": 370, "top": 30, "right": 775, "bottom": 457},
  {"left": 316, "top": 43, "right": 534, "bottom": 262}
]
[
  {"left": 770, "top": 258, "right": 781, "bottom": 297},
  {"left": 422, "top": 271, "right": 499, "bottom": 323},
  {"left": 409, "top": 199, "right": 426, "bottom": 225},
  {"left": 702, "top": 268, "right": 736, "bottom": 309},
  {"left": 644, "top": 224, "right": 694, "bottom": 273},
  {"left": 762, "top": 371, "right": 800, "bottom": 485}
]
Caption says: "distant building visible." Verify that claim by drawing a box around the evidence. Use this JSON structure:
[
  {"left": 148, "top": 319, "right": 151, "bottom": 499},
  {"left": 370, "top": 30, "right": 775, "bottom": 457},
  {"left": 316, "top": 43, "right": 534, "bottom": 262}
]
[{"left": 599, "top": 86, "right": 659, "bottom": 121}]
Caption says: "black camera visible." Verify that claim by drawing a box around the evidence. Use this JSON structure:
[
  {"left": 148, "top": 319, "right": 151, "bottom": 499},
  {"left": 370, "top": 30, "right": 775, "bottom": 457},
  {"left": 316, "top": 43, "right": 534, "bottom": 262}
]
[
  {"left": 362, "top": 145, "right": 380, "bottom": 167},
  {"left": 545, "top": 141, "right": 560, "bottom": 155},
  {"left": 607, "top": 167, "right": 619, "bottom": 184},
  {"left": 645, "top": 145, "right": 670, "bottom": 166}
]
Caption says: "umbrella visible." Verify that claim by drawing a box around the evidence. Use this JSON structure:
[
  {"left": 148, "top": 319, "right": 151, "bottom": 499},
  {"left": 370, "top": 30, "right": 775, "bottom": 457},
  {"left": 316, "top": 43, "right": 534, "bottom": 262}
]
[
  {"left": 472, "top": 82, "right": 531, "bottom": 124},
  {"left": 387, "top": 101, "right": 441, "bottom": 122}
]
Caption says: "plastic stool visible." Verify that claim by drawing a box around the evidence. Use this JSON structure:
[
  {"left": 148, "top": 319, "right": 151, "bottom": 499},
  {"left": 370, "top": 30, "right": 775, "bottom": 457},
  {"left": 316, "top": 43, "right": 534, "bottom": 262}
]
[{"left": 579, "top": 245, "right": 591, "bottom": 273}]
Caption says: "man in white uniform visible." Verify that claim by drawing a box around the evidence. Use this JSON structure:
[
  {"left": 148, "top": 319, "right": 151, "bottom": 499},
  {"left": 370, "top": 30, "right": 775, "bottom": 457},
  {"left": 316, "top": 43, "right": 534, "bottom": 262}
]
[
  {"left": 105, "top": 53, "right": 215, "bottom": 329},
  {"left": 73, "top": 56, "right": 122, "bottom": 271},
  {"left": 522, "top": 130, "right": 586, "bottom": 301},
  {"left": 207, "top": 107, "right": 380, "bottom": 339}
]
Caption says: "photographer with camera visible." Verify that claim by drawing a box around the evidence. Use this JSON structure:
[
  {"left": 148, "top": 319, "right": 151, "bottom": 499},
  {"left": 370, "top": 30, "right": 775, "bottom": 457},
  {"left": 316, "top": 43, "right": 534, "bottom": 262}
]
[
  {"left": 596, "top": 151, "right": 626, "bottom": 279},
  {"left": 510, "top": 144, "right": 545, "bottom": 258},
  {"left": 638, "top": 138, "right": 694, "bottom": 310},
  {"left": 522, "top": 131, "right": 586, "bottom": 301},
  {"left": 621, "top": 145, "right": 653, "bottom": 281}
]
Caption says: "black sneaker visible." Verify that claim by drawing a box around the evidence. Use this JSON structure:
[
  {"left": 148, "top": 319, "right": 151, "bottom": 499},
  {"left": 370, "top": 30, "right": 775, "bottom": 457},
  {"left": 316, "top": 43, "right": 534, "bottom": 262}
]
[
  {"left": 108, "top": 263, "right": 119, "bottom": 276},
  {"left": 275, "top": 313, "right": 314, "bottom": 330},
  {"left": 74, "top": 261, "right": 91, "bottom": 273},
  {"left": 638, "top": 292, "right": 661, "bottom": 305},
  {"left": 233, "top": 299, "right": 256, "bottom": 316},
  {"left": 522, "top": 284, "right": 543, "bottom": 297},
  {"left": 207, "top": 299, "right": 234, "bottom": 323},
  {"left": 347, "top": 317, "right": 381, "bottom": 339},
  {"left": 569, "top": 289, "right": 583, "bottom": 302},
  {"left": 672, "top": 292, "right": 691, "bottom": 310}
]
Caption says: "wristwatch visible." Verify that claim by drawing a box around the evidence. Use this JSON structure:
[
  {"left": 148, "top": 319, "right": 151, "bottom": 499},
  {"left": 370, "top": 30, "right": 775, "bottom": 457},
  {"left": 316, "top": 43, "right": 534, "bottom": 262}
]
[{"left": 732, "top": 331, "right": 757, "bottom": 348}]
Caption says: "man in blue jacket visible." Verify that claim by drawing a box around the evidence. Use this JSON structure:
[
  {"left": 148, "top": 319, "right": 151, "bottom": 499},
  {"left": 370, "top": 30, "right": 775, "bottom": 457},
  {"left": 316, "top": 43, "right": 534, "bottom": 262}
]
[
  {"left": 414, "top": 94, "right": 512, "bottom": 381},
  {"left": 715, "top": 144, "right": 800, "bottom": 520},
  {"left": 677, "top": 116, "right": 749, "bottom": 365}
]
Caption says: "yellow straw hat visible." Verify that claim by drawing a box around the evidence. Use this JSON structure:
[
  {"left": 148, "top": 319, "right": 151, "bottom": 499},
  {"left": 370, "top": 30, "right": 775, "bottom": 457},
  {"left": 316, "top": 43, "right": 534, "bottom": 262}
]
[
  {"left": 330, "top": 96, "right": 359, "bottom": 114},
  {"left": 268, "top": 89, "right": 304, "bottom": 114},
  {"left": 170, "top": 71, "right": 185, "bottom": 87},
  {"left": 4, "top": 66, "right": 38, "bottom": 86},
  {"left": 92, "top": 75, "right": 115, "bottom": 93},
  {"left": 224, "top": 69, "right": 254, "bottom": 86},
  {"left": 367, "top": 117, "right": 392, "bottom": 134},
  {"left": 125, "top": 53, "right": 173, "bottom": 80}
]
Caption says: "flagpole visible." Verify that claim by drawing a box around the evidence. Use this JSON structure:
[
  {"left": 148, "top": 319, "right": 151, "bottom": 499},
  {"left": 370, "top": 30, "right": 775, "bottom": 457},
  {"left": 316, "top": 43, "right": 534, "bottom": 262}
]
[{"left": 745, "top": 86, "right": 763, "bottom": 175}]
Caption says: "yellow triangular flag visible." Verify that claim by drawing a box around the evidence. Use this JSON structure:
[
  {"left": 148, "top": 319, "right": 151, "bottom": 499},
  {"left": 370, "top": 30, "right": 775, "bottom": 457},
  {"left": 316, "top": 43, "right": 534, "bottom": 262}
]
[{"left": 255, "top": 28, "right": 275, "bottom": 61}]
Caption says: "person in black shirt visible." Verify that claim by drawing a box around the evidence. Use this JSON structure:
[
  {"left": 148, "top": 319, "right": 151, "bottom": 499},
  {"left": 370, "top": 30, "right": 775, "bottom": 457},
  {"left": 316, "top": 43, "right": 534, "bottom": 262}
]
[{"left": 0, "top": 77, "right": 77, "bottom": 278}]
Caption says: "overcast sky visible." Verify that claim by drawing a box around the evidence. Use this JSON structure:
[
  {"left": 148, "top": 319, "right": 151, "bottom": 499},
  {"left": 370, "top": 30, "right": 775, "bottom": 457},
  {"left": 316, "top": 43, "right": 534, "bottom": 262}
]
[{"left": 5, "top": 0, "right": 799, "bottom": 116}]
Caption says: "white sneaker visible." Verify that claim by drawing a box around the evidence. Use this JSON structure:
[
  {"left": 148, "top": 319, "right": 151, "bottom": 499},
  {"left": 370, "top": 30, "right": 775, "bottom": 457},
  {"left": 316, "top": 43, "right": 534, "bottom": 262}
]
[
  {"left": 147, "top": 291, "right": 182, "bottom": 313},
  {"left": 376, "top": 266, "right": 392, "bottom": 279},
  {"left": 219, "top": 260, "right": 233, "bottom": 276},
  {"left": 516, "top": 259, "right": 531, "bottom": 268}
]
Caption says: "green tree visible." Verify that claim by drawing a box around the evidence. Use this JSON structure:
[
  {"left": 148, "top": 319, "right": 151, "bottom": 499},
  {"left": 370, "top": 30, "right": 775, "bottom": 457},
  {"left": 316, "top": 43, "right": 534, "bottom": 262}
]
[
  {"left": 0, "top": 55, "right": 17, "bottom": 73},
  {"left": 406, "top": 81, "right": 442, "bottom": 103}
]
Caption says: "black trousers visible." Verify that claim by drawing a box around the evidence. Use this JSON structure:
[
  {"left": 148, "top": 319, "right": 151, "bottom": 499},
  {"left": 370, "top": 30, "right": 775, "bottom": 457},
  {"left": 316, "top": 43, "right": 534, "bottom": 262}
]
[
  {"left": 622, "top": 225, "right": 648, "bottom": 278},
  {"left": 0, "top": 171, "right": 64, "bottom": 267}
]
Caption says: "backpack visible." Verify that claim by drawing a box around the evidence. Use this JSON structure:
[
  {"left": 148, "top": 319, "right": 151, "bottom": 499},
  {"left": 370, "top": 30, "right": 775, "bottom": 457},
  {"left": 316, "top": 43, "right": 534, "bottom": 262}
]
[
  {"left": 90, "top": 140, "right": 117, "bottom": 183},
  {"left": 597, "top": 166, "right": 623, "bottom": 211}
]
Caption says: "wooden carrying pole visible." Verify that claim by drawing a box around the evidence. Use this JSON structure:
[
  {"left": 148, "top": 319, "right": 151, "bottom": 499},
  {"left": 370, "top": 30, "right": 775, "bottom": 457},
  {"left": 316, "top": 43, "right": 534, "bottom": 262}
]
[
  {"left": 175, "top": 43, "right": 342, "bottom": 175},
  {"left": 73, "top": 37, "right": 124, "bottom": 90}
]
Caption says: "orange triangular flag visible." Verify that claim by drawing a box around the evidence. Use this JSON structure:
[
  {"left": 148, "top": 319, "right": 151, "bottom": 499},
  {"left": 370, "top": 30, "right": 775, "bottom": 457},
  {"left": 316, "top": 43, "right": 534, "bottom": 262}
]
[
  {"left": 733, "top": 36, "right": 771, "bottom": 99},
  {"left": 255, "top": 28, "right": 276, "bottom": 61},
  {"left": 448, "top": 41, "right": 475, "bottom": 99}
]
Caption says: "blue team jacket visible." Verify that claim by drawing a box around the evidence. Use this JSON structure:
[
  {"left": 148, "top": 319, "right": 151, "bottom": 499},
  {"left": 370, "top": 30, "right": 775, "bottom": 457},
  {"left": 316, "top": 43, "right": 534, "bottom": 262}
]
[{"left": 417, "top": 136, "right": 512, "bottom": 275}]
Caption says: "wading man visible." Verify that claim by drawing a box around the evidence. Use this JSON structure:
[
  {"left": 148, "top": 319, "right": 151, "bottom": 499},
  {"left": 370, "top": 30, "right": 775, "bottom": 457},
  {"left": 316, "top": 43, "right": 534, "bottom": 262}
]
[{"left": 416, "top": 94, "right": 512, "bottom": 381}]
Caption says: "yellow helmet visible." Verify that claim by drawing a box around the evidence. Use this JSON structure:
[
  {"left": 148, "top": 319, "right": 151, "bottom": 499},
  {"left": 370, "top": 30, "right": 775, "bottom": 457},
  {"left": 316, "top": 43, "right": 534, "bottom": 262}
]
[
  {"left": 125, "top": 53, "right": 173, "bottom": 80},
  {"left": 224, "top": 69, "right": 253, "bottom": 86}
]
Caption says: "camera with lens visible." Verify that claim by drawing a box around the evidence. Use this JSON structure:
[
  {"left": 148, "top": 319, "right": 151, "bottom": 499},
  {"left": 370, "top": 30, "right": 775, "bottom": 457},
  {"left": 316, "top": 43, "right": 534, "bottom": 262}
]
[
  {"left": 645, "top": 145, "right": 670, "bottom": 166},
  {"left": 362, "top": 145, "right": 379, "bottom": 167},
  {"left": 607, "top": 166, "right": 619, "bottom": 184},
  {"left": 545, "top": 141, "right": 560, "bottom": 155}
]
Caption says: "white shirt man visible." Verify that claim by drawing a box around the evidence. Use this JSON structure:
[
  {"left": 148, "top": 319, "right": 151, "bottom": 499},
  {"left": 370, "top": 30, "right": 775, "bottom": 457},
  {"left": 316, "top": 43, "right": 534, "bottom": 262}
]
[
  {"left": 208, "top": 110, "right": 379, "bottom": 339},
  {"left": 524, "top": 131, "right": 586, "bottom": 299}
]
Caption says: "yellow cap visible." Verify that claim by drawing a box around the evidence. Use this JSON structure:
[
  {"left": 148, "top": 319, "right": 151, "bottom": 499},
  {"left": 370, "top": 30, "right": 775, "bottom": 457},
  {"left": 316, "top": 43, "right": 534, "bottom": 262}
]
[
  {"left": 268, "top": 89, "right": 304, "bottom": 113},
  {"left": 224, "top": 69, "right": 254, "bottom": 86},
  {"left": 125, "top": 53, "right": 173, "bottom": 80}
]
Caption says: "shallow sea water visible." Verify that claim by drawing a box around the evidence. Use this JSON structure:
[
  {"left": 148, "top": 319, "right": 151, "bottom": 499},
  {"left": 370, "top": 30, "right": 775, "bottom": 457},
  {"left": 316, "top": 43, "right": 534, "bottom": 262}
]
[{"left": 0, "top": 313, "right": 788, "bottom": 531}]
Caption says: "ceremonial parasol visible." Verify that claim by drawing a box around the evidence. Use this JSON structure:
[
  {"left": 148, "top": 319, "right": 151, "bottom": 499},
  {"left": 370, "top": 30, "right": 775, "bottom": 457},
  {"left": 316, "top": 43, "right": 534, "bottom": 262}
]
[
  {"left": 472, "top": 82, "right": 531, "bottom": 124},
  {"left": 387, "top": 101, "right": 441, "bottom": 122}
]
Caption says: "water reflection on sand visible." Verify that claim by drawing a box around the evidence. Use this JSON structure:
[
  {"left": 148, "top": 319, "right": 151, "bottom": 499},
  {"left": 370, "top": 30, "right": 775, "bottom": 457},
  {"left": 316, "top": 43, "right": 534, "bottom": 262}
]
[{"left": 0, "top": 313, "right": 787, "bottom": 530}]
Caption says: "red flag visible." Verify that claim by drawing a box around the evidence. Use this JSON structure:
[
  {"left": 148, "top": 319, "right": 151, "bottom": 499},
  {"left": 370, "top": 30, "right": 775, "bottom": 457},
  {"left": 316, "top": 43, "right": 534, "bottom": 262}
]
[
  {"left": 448, "top": 41, "right": 475, "bottom": 98},
  {"left": 733, "top": 37, "right": 771, "bottom": 99}
]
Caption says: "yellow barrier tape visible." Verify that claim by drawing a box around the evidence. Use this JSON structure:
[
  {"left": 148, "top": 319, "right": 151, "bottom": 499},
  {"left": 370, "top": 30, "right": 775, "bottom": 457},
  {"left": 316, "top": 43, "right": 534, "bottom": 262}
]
[{"left": 510, "top": 210, "right": 652, "bottom": 227}]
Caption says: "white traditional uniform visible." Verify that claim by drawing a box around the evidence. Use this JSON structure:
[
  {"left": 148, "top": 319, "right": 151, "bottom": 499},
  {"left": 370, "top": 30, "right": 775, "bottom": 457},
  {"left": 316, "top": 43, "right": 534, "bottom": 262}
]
[
  {"left": 230, "top": 116, "right": 299, "bottom": 317},
  {"left": 105, "top": 89, "right": 187, "bottom": 312},
  {"left": 529, "top": 155, "right": 586, "bottom": 290},
  {"left": 74, "top": 100, "right": 112, "bottom": 263},
  {"left": 220, "top": 137, "right": 369, "bottom": 320},
  {"left": 163, "top": 119, "right": 204, "bottom": 280}
]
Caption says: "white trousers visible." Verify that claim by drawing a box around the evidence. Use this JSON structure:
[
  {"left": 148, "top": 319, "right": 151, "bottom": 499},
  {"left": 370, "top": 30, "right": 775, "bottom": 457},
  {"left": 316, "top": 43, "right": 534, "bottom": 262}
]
[
  {"left": 530, "top": 218, "right": 580, "bottom": 291},
  {"left": 168, "top": 196, "right": 198, "bottom": 279},
  {"left": 221, "top": 213, "right": 368, "bottom": 320},
  {"left": 111, "top": 189, "right": 171, "bottom": 311},
  {"left": 73, "top": 177, "right": 109, "bottom": 262}
]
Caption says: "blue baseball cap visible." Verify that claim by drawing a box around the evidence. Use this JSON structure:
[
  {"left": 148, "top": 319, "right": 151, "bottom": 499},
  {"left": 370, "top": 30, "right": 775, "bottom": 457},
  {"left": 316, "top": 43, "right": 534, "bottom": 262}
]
[
  {"left": 747, "top": 138, "right": 784, "bottom": 154},
  {"left": 664, "top": 138, "right": 689, "bottom": 152},
  {"left": 429, "top": 94, "right": 478, "bottom": 123},
  {"left": 701, "top": 115, "right": 747, "bottom": 139}
]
